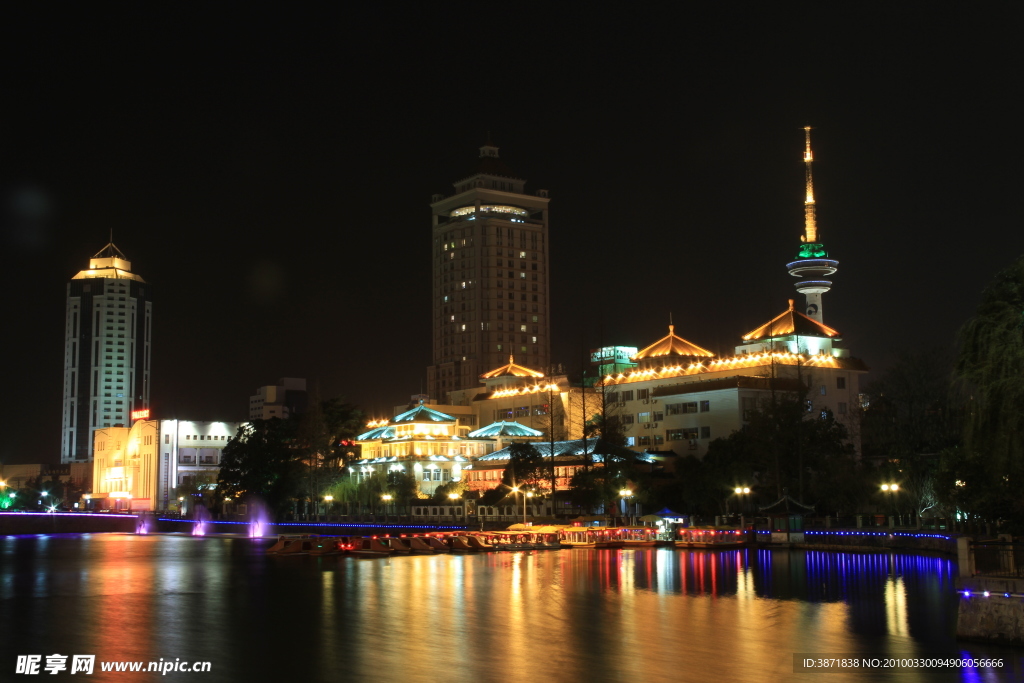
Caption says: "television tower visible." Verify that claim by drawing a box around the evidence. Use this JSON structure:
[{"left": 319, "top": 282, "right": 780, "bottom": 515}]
[{"left": 786, "top": 126, "right": 838, "bottom": 323}]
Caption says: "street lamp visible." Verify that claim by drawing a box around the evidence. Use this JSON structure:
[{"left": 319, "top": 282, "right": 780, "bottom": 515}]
[
  {"left": 178, "top": 496, "right": 186, "bottom": 516},
  {"left": 324, "top": 495, "right": 334, "bottom": 517},
  {"left": 733, "top": 487, "right": 751, "bottom": 530},
  {"left": 881, "top": 484, "right": 899, "bottom": 525},
  {"left": 381, "top": 494, "right": 393, "bottom": 523},
  {"left": 524, "top": 491, "right": 534, "bottom": 525},
  {"left": 619, "top": 489, "right": 632, "bottom": 526}
]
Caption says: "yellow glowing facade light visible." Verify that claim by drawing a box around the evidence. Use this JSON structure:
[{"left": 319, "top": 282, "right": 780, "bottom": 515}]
[
  {"left": 366, "top": 419, "right": 390, "bottom": 428},
  {"left": 489, "top": 382, "right": 562, "bottom": 399},
  {"left": 599, "top": 350, "right": 839, "bottom": 386}
]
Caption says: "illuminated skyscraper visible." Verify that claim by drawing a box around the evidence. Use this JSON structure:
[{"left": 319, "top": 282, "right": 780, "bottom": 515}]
[
  {"left": 787, "top": 127, "right": 839, "bottom": 323},
  {"left": 61, "top": 242, "right": 152, "bottom": 463},
  {"left": 428, "top": 142, "right": 551, "bottom": 399}
]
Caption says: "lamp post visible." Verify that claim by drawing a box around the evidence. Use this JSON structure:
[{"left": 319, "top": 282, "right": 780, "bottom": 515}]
[
  {"left": 619, "top": 489, "right": 632, "bottom": 526},
  {"left": 525, "top": 491, "right": 534, "bottom": 525},
  {"left": 881, "top": 484, "right": 899, "bottom": 527},
  {"left": 324, "top": 495, "right": 334, "bottom": 519},
  {"left": 734, "top": 487, "right": 750, "bottom": 530},
  {"left": 448, "top": 492, "right": 460, "bottom": 521},
  {"left": 381, "top": 494, "right": 393, "bottom": 523},
  {"left": 178, "top": 496, "right": 186, "bottom": 516}
]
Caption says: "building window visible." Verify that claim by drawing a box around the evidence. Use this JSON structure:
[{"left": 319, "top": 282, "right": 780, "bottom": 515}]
[
  {"left": 820, "top": 385, "right": 827, "bottom": 395},
  {"left": 653, "top": 434, "right": 664, "bottom": 445},
  {"left": 621, "top": 390, "right": 634, "bottom": 402},
  {"left": 837, "top": 377, "right": 846, "bottom": 389},
  {"left": 622, "top": 414, "right": 634, "bottom": 424},
  {"left": 637, "top": 412, "right": 651, "bottom": 424},
  {"left": 638, "top": 436, "right": 651, "bottom": 446},
  {"left": 652, "top": 411, "right": 663, "bottom": 422},
  {"left": 701, "top": 426, "right": 711, "bottom": 439},
  {"left": 667, "top": 402, "right": 699, "bottom": 415},
  {"left": 838, "top": 402, "right": 848, "bottom": 414},
  {"left": 637, "top": 389, "right": 649, "bottom": 400},
  {"left": 699, "top": 400, "right": 710, "bottom": 412}
]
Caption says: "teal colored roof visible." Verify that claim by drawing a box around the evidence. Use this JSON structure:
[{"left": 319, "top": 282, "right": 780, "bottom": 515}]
[
  {"left": 477, "top": 438, "right": 654, "bottom": 463},
  {"left": 356, "top": 425, "right": 396, "bottom": 440},
  {"left": 467, "top": 421, "right": 543, "bottom": 438},
  {"left": 392, "top": 404, "right": 457, "bottom": 424}
]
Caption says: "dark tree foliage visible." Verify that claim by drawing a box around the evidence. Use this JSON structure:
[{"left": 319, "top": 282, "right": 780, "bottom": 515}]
[
  {"left": 217, "top": 418, "right": 302, "bottom": 517},
  {"left": 568, "top": 439, "right": 650, "bottom": 514},
  {"left": 678, "top": 392, "right": 860, "bottom": 515},
  {"left": 861, "top": 348, "right": 962, "bottom": 459},
  {"left": 946, "top": 256, "right": 1024, "bottom": 527},
  {"left": 502, "top": 443, "right": 546, "bottom": 489}
]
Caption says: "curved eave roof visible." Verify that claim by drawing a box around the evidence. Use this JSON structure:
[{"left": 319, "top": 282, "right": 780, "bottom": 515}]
[
  {"left": 633, "top": 325, "right": 715, "bottom": 360},
  {"left": 742, "top": 300, "right": 841, "bottom": 341},
  {"left": 480, "top": 355, "right": 545, "bottom": 379},
  {"left": 391, "top": 404, "right": 457, "bottom": 424},
  {"left": 467, "top": 421, "right": 543, "bottom": 438},
  {"left": 356, "top": 425, "right": 396, "bottom": 441}
]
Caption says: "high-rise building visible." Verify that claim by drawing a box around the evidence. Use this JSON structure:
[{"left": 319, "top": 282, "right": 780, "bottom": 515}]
[
  {"left": 787, "top": 126, "right": 839, "bottom": 322},
  {"left": 248, "top": 377, "right": 308, "bottom": 420},
  {"left": 428, "top": 142, "right": 551, "bottom": 399},
  {"left": 61, "top": 242, "right": 152, "bottom": 463}
]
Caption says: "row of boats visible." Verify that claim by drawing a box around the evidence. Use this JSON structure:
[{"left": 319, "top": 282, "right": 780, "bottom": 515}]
[{"left": 266, "top": 525, "right": 750, "bottom": 557}]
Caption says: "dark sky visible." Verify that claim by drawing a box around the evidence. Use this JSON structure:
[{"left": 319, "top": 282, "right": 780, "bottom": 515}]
[{"left": 1, "top": 6, "right": 1019, "bottom": 464}]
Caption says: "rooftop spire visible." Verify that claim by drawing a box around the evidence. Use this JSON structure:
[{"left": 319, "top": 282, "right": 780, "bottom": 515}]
[{"left": 802, "top": 126, "right": 818, "bottom": 243}]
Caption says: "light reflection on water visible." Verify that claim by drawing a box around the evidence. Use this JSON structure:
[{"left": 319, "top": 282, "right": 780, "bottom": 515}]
[{"left": 0, "top": 535, "right": 1019, "bottom": 683}]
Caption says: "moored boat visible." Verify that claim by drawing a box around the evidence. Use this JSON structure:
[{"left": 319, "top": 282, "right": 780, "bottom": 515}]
[
  {"left": 674, "top": 527, "right": 748, "bottom": 549},
  {"left": 405, "top": 536, "right": 437, "bottom": 554},
  {"left": 350, "top": 536, "right": 394, "bottom": 557},
  {"left": 267, "top": 534, "right": 320, "bottom": 555}
]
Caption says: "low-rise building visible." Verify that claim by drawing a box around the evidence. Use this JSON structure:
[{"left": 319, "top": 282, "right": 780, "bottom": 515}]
[{"left": 89, "top": 418, "right": 242, "bottom": 511}]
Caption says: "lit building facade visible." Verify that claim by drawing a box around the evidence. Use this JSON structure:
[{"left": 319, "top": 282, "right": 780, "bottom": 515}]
[
  {"left": 599, "top": 307, "right": 865, "bottom": 459},
  {"left": 61, "top": 242, "right": 152, "bottom": 463},
  {"left": 89, "top": 418, "right": 242, "bottom": 511},
  {"left": 428, "top": 142, "right": 551, "bottom": 399}
]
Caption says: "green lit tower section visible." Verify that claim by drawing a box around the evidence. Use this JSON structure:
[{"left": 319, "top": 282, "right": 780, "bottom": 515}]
[{"left": 787, "top": 126, "right": 838, "bottom": 323}]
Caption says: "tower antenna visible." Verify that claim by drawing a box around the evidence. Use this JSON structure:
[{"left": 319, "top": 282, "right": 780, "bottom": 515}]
[{"left": 802, "top": 126, "right": 817, "bottom": 243}]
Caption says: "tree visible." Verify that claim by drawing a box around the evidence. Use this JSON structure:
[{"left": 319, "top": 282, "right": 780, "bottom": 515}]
[
  {"left": 217, "top": 419, "right": 302, "bottom": 518},
  {"left": 699, "top": 391, "right": 859, "bottom": 515},
  {"left": 861, "top": 347, "right": 961, "bottom": 460},
  {"left": 502, "top": 443, "right": 546, "bottom": 490},
  {"left": 952, "top": 255, "right": 1024, "bottom": 528}
]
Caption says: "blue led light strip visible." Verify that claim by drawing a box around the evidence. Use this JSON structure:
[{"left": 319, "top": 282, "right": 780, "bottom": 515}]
[
  {"left": 961, "top": 590, "right": 1024, "bottom": 599},
  {"left": 802, "top": 530, "right": 952, "bottom": 540},
  {"left": 0, "top": 512, "right": 139, "bottom": 519}
]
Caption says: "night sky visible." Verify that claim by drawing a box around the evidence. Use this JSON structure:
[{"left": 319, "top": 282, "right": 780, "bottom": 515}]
[{"left": 2, "top": 6, "right": 1019, "bottom": 464}]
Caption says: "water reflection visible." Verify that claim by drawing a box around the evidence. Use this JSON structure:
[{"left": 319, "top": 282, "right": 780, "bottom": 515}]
[{"left": 0, "top": 537, "right": 1019, "bottom": 683}]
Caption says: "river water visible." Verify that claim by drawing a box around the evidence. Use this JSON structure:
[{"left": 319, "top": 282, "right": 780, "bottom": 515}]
[{"left": 0, "top": 534, "right": 1019, "bottom": 682}]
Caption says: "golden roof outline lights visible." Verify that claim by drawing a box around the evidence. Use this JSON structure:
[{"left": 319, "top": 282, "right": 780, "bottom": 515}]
[
  {"left": 489, "top": 382, "right": 561, "bottom": 399},
  {"left": 633, "top": 324, "right": 715, "bottom": 360},
  {"left": 480, "top": 354, "right": 545, "bottom": 379},
  {"left": 600, "top": 350, "right": 840, "bottom": 385},
  {"left": 741, "top": 299, "right": 841, "bottom": 341}
]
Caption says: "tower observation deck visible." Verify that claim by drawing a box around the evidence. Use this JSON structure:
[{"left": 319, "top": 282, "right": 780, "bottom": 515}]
[{"left": 787, "top": 127, "right": 838, "bottom": 323}]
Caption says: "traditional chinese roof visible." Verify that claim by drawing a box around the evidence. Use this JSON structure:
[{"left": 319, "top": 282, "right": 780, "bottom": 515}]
[
  {"left": 467, "top": 421, "right": 544, "bottom": 438},
  {"left": 355, "top": 424, "right": 396, "bottom": 441},
  {"left": 633, "top": 325, "right": 714, "bottom": 360},
  {"left": 477, "top": 438, "right": 654, "bottom": 463},
  {"left": 742, "top": 299, "right": 841, "bottom": 341},
  {"left": 480, "top": 355, "right": 545, "bottom": 379},
  {"left": 391, "top": 404, "right": 457, "bottom": 424}
]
